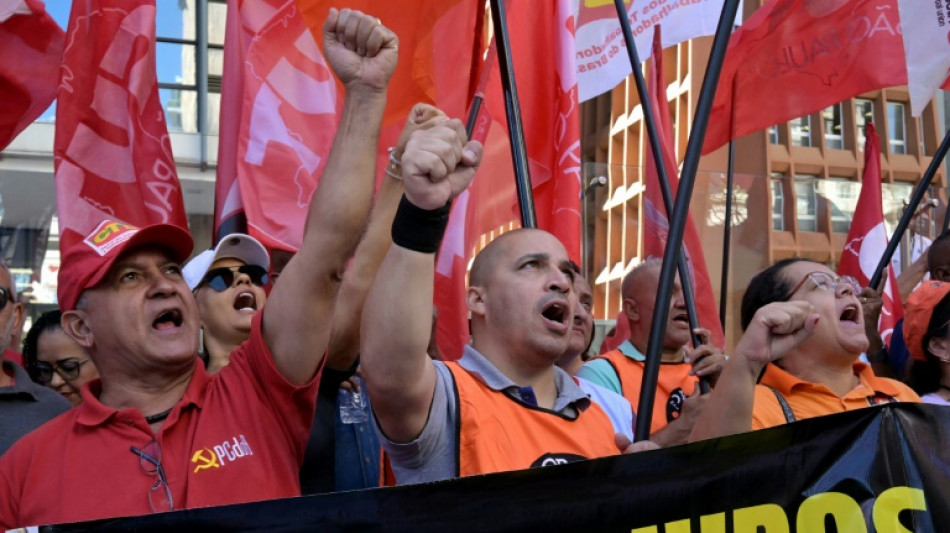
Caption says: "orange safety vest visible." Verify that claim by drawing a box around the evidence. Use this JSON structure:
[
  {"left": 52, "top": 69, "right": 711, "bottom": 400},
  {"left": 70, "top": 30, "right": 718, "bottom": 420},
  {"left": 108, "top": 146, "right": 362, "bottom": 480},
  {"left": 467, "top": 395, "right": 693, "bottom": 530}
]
[
  {"left": 593, "top": 348, "right": 697, "bottom": 434},
  {"left": 446, "top": 362, "right": 618, "bottom": 477}
]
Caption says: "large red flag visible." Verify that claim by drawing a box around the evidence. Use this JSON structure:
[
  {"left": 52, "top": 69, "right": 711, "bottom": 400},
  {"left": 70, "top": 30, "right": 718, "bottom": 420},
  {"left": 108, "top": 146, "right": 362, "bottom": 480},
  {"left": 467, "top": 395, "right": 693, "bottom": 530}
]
[
  {"left": 0, "top": 0, "right": 63, "bottom": 150},
  {"left": 838, "top": 123, "right": 902, "bottom": 345},
  {"left": 640, "top": 26, "right": 724, "bottom": 348},
  {"left": 55, "top": 0, "right": 188, "bottom": 254},
  {"left": 215, "top": 0, "right": 481, "bottom": 251},
  {"left": 702, "top": 0, "right": 907, "bottom": 154},
  {"left": 434, "top": 0, "right": 583, "bottom": 359}
]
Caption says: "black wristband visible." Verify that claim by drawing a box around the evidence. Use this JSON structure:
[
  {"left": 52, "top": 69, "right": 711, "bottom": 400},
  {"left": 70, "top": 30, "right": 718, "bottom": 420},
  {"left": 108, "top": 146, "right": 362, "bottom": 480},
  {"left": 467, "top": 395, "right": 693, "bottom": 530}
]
[{"left": 391, "top": 195, "right": 452, "bottom": 254}]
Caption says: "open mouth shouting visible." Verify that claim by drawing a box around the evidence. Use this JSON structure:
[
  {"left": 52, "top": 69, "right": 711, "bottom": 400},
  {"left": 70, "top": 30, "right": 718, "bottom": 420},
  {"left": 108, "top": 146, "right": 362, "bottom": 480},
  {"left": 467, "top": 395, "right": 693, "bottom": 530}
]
[
  {"left": 539, "top": 297, "right": 570, "bottom": 334},
  {"left": 153, "top": 307, "right": 184, "bottom": 331},
  {"left": 233, "top": 291, "right": 259, "bottom": 313},
  {"left": 838, "top": 303, "right": 860, "bottom": 324}
]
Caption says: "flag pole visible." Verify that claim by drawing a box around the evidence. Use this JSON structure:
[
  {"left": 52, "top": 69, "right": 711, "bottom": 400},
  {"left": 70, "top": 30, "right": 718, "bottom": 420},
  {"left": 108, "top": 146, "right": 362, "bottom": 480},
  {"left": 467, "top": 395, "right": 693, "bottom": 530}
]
[
  {"left": 869, "top": 127, "right": 950, "bottom": 289},
  {"left": 610, "top": 7, "right": 705, "bottom": 359},
  {"left": 634, "top": 0, "right": 741, "bottom": 441},
  {"left": 488, "top": 0, "right": 536, "bottom": 228},
  {"left": 719, "top": 139, "right": 734, "bottom": 329}
]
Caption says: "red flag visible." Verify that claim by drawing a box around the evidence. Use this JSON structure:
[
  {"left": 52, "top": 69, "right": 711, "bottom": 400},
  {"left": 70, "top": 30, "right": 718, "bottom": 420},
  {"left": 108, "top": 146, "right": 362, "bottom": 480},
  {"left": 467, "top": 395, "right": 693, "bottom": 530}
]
[
  {"left": 0, "top": 0, "right": 63, "bottom": 150},
  {"left": 434, "top": 0, "right": 583, "bottom": 359},
  {"left": 215, "top": 0, "right": 481, "bottom": 251},
  {"left": 641, "top": 27, "right": 724, "bottom": 348},
  {"left": 838, "top": 123, "right": 902, "bottom": 345},
  {"left": 55, "top": 1, "right": 188, "bottom": 253},
  {"left": 702, "top": 0, "right": 907, "bottom": 154}
]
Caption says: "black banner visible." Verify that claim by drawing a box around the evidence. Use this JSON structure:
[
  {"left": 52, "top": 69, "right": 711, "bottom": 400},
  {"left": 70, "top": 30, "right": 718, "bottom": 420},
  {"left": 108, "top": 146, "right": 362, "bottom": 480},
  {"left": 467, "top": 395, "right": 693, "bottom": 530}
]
[{"left": 46, "top": 403, "right": 950, "bottom": 532}]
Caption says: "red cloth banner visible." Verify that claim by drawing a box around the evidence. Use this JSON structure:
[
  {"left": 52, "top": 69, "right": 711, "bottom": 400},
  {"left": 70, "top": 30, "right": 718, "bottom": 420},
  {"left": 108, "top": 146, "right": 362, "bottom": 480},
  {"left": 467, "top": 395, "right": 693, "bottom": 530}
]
[
  {"left": 0, "top": 0, "right": 63, "bottom": 150},
  {"left": 215, "top": 0, "right": 481, "bottom": 251},
  {"left": 55, "top": 0, "right": 188, "bottom": 253},
  {"left": 837, "top": 124, "right": 903, "bottom": 345},
  {"left": 641, "top": 26, "right": 724, "bottom": 348},
  {"left": 434, "top": 0, "right": 583, "bottom": 359},
  {"left": 702, "top": 0, "right": 907, "bottom": 154}
]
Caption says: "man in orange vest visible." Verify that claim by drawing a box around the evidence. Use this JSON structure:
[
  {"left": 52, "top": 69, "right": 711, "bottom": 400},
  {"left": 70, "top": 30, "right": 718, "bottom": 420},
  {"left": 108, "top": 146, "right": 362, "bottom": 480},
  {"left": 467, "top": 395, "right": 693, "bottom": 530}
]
[
  {"left": 577, "top": 259, "right": 724, "bottom": 446},
  {"left": 361, "top": 120, "right": 656, "bottom": 485}
]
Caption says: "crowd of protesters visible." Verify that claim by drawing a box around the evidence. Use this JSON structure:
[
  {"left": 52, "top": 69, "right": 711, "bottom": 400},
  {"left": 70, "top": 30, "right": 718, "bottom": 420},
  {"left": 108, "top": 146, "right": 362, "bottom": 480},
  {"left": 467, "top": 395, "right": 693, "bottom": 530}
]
[{"left": 0, "top": 7, "right": 941, "bottom": 529}]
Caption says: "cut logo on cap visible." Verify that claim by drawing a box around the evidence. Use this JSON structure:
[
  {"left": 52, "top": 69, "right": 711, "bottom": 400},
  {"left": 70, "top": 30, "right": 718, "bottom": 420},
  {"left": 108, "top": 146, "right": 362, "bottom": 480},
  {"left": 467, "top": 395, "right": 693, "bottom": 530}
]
[{"left": 83, "top": 220, "right": 139, "bottom": 257}]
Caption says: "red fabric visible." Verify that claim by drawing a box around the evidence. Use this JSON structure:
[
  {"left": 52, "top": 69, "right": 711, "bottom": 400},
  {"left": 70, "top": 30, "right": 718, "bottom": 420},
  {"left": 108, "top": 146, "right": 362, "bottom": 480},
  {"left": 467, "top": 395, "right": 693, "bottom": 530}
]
[
  {"left": 702, "top": 0, "right": 907, "bottom": 154},
  {"left": 0, "top": 313, "right": 319, "bottom": 529},
  {"left": 434, "top": 0, "right": 583, "bottom": 360},
  {"left": 601, "top": 311, "right": 630, "bottom": 353},
  {"left": 837, "top": 124, "right": 903, "bottom": 346},
  {"left": 0, "top": 0, "right": 63, "bottom": 150},
  {"left": 641, "top": 27, "right": 724, "bottom": 348},
  {"left": 3, "top": 349, "right": 23, "bottom": 368},
  {"left": 54, "top": 1, "right": 188, "bottom": 262},
  {"left": 213, "top": 0, "right": 481, "bottom": 251}
]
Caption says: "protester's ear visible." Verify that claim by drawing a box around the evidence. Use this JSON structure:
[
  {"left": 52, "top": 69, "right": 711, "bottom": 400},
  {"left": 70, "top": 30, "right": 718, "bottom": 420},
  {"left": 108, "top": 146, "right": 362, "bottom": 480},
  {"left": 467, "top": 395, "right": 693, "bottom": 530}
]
[
  {"left": 61, "top": 310, "right": 94, "bottom": 349},
  {"left": 927, "top": 336, "right": 950, "bottom": 363},
  {"left": 466, "top": 286, "right": 486, "bottom": 317},
  {"left": 622, "top": 298, "right": 638, "bottom": 322}
]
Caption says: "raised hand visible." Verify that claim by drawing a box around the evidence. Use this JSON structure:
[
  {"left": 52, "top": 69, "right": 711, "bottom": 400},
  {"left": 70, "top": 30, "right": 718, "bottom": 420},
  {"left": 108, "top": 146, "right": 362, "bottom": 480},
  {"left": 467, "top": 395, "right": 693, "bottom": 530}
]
[
  {"left": 323, "top": 8, "right": 398, "bottom": 94},
  {"left": 734, "top": 301, "right": 819, "bottom": 368},
  {"left": 401, "top": 118, "right": 482, "bottom": 210}
]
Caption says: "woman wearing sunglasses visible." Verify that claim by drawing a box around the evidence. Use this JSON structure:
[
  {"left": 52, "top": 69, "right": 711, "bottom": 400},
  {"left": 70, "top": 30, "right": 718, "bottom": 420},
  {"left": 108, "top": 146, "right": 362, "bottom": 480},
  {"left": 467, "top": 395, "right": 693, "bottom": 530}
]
[
  {"left": 182, "top": 234, "right": 270, "bottom": 374},
  {"left": 690, "top": 258, "right": 919, "bottom": 442},
  {"left": 24, "top": 310, "right": 99, "bottom": 406}
]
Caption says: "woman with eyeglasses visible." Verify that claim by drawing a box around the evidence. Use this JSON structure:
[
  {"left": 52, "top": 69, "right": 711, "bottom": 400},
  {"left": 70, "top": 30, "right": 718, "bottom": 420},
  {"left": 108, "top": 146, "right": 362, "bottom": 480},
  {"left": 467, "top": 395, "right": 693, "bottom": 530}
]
[
  {"left": 23, "top": 310, "right": 99, "bottom": 406},
  {"left": 689, "top": 258, "right": 920, "bottom": 442},
  {"left": 182, "top": 234, "right": 270, "bottom": 374}
]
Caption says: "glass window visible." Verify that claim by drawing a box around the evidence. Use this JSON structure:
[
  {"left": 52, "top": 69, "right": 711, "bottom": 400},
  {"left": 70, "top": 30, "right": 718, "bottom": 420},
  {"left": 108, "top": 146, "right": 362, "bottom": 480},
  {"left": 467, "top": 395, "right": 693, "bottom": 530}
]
[
  {"left": 209, "top": 1, "right": 228, "bottom": 46},
  {"left": 816, "top": 178, "right": 859, "bottom": 234},
  {"left": 771, "top": 177, "right": 785, "bottom": 231},
  {"left": 919, "top": 118, "right": 928, "bottom": 156},
  {"left": 768, "top": 125, "right": 779, "bottom": 144},
  {"left": 790, "top": 116, "right": 811, "bottom": 147},
  {"left": 794, "top": 176, "right": 817, "bottom": 231},
  {"left": 887, "top": 101, "right": 906, "bottom": 154},
  {"left": 822, "top": 104, "right": 843, "bottom": 150},
  {"left": 855, "top": 98, "right": 873, "bottom": 151},
  {"left": 882, "top": 182, "right": 913, "bottom": 235}
]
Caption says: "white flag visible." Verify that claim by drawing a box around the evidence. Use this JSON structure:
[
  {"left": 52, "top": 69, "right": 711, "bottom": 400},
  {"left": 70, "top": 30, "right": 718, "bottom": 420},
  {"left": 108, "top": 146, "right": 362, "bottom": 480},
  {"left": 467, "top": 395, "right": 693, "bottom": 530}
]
[
  {"left": 898, "top": 0, "right": 950, "bottom": 116},
  {"left": 572, "top": 0, "right": 740, "bottom": 102}
]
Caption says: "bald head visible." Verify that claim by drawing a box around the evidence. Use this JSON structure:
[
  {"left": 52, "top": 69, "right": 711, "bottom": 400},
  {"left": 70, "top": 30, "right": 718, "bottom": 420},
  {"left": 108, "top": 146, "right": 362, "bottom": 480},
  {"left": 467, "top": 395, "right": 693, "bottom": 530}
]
[
  {"left": 470, "top": 229, "right": 562, "bottom": 288},
  {"left": 621, "top": 259, "right": 662, "bottom": 301}
]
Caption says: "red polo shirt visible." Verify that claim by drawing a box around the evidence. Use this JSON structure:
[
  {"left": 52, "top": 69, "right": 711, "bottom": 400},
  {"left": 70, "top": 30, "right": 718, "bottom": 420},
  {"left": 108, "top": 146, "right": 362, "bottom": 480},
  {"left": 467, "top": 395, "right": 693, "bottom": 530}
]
[{"left": 0, "top": 313, "right": 320, "bottom": 528}]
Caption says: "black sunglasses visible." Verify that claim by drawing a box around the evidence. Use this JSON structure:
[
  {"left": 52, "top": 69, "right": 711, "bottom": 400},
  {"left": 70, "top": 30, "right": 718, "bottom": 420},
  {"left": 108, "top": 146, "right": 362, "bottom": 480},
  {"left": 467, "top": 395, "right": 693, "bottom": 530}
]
[
  {"left": 30, "top": 358, "right": 90, "bottom": 385},
  {"left": 0, "top": 287, "right": 13, "bottom": 309},
  {"left": 200, "top": 265, "right": 268, "bottom": 292}
]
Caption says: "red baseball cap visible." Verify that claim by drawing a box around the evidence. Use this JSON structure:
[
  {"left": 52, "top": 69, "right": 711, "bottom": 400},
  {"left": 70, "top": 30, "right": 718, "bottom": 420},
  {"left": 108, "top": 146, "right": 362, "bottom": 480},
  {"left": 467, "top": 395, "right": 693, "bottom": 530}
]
[
  {"left": 58, "top": 220, "right": 194, "bottom": 311},
  {"left": 903, "top": 280, "right": 950, "bottom": 362}
]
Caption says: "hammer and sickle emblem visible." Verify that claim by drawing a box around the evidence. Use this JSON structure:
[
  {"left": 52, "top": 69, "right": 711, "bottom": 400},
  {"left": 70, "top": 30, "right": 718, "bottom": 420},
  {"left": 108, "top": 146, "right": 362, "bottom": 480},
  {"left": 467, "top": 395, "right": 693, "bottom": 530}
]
[{"left": 191, "top": 448, "right": 220, "bottom": 473}]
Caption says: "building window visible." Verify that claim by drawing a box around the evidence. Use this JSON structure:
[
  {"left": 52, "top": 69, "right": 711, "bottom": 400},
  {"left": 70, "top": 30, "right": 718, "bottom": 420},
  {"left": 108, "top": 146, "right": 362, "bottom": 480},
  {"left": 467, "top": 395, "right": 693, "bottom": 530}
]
[
  {"left": 887, "top": 101, "right": 906, "bottom": 155},
  {"left": 920, "top": 118, "right": 928, "bottom": 156},
  {"left": 794, "top": 176, "right": 817, "bottom": 231},
  {"left": 790, "top": 116, "right": 811, "bottom": 147},
  {"left": 768, "top": 125, "right": 779, "bottom": 144},
  {"left": 856, "top": 98, "right": 874, "bottom": 151},
  {"left": 817, "top": 178, "right": 858, "bottom": 234},
  {"left": 822, "top": 104, "right": 843, "bottom": 150},
  {"left": 771, "top": 177, "right": 785, "bottom": 231}
]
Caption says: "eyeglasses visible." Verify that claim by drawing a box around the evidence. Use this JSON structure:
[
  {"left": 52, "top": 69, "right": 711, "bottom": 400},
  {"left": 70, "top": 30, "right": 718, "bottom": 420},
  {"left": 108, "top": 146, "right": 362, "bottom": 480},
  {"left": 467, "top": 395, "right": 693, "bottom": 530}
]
[
  {"left": 0, "top": 287, "right": 13, "bottom": 309},
  {"left": 30, "top": 358, "right": 91, "bottom": 385},
  {"left": 130, "top": 440, "right": 174, "bottom": 513},
  {"left": 787, "top": 271, "right": 861, "bottom": 298},
  {"left": 200, "top": 265, "right": 268, "bottom": 292}
]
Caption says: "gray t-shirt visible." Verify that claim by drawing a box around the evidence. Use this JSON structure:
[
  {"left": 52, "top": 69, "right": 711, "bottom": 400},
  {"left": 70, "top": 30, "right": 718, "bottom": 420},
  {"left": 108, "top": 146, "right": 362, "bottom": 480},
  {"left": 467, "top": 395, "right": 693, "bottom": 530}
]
[
  {"left": 376, "top": 345, "right": 600, "bottom": 485},
  {"left": 0, "top": 360, "right": 71, "bottom": 456}
]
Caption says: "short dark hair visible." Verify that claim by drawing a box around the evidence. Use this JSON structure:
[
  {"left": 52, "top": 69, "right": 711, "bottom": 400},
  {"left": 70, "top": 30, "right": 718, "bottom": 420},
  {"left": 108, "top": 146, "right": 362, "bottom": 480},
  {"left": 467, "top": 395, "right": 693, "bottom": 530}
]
[
  {"left": 740, "top": 257, "right": 812, "bottom": 331},
  {"left": 23, "top": 310, "right": 63, "bottom": 377},
  {"left": 910, "top": 291, "right": 950, "bottom": 395}
]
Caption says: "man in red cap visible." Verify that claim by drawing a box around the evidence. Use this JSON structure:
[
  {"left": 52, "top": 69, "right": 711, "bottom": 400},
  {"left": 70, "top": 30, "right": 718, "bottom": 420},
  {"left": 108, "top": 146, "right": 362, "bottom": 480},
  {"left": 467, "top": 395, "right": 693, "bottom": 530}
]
[{"left": 0, "top": 8, "right": 397, "bottom": 528}]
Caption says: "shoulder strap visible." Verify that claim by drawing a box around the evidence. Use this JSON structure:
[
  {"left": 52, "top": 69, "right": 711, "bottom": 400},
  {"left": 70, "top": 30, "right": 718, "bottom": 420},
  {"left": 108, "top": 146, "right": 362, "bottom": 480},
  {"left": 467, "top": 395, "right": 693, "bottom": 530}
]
[{"left": 767, "top": 386, "right": 796, "bottom": 423}]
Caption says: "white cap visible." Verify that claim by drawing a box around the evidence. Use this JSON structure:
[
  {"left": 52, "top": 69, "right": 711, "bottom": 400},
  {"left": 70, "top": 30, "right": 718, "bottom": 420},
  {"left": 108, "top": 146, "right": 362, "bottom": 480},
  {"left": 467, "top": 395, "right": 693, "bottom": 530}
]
[{"left": 182, "top": 233, "right": 270, "bottom": 290}]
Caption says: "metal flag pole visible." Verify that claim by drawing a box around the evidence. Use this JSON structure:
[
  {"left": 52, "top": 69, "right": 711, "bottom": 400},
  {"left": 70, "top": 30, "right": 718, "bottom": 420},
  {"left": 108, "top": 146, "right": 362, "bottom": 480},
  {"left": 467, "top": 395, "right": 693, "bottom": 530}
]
[
  {"left": 869, "top": 127, "right": 950, "bottom": 290},
  {"left": 634, "top": 0, "right": 741, "bottom": 441},
  {"left": 610, "top": 3, "right": 706, "bottom": 362},
  {"left": 720, "top": 140, "right": 734, "bottom": 329},
  {"left": 488, "top": 0, "right": 537, "bottom": 228}
]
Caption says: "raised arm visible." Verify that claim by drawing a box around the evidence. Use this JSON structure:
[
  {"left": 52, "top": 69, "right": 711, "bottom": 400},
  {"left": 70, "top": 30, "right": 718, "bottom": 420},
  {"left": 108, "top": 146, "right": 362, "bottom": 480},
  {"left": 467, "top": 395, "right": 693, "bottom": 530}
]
[
  {"left": 688, "top": 301, "right": 818, "bottom": 442},
  {"left": 263, "top": 8, "right": 397, "bottom": 385},
  {"left": 325, "top": 104, "right": 447, "bottom": 371},
  {"left": 361, "top": 119, "right": 481, "bottom": 443}
]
